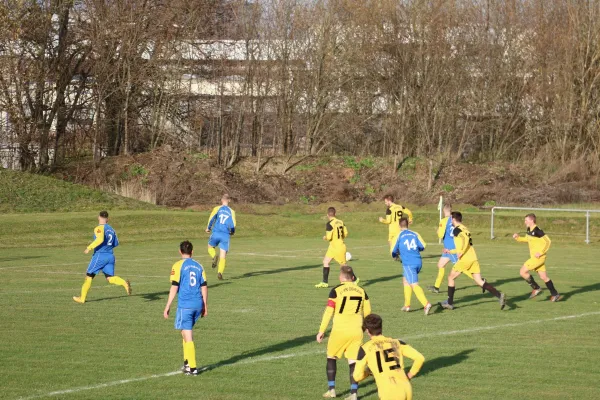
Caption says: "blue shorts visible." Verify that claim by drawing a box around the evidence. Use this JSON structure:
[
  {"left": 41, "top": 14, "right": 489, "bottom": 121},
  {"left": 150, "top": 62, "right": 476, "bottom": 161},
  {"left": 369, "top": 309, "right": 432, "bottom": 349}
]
[
  {"left": 441, "top": 253, "right": 459, "bottom": 264},
  {"left": 403, "top": 264, "right": 422, "bottom": 285},
  {"left": 208, "top": 232, "right": 230, "bottom": 252},
  {"left": 86, "top": 253, "right": 115, "bottom": 277},
  {"left": 175, "top": 308, "right": 203, "bottom": 330}
]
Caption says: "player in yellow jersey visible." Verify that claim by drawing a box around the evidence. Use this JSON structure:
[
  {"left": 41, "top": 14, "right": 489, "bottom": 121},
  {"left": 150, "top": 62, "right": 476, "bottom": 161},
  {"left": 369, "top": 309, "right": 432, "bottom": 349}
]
[
  {"left": 316, "top": 207, "right": 358, "bottom": 288},
  {"left": 353, "top": 314, "right": 424, "bottom": 400},
  {"left": 379, "top": 194, "right": 413, "bottom": 254},
  {"left": 317, "top": 266, "right": 371, "bottom": 400},
  {"left": 513, "top": 213, "right": 561, "bottom": 301},
  {"left": 73, "top": 211, "right": 131, "bottom": 303},
  {"left": 440, "top": 212, "right": 506, "bottom": 311}
]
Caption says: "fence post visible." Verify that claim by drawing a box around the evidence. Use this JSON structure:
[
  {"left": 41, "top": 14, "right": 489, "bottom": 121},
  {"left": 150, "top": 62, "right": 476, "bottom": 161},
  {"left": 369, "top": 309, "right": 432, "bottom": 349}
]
[
  {"left": 491, "top": 207, "right": 495, "bottom": 240},
  {"left": 586, "top": 211, "right": 590, "bottom": 244}
]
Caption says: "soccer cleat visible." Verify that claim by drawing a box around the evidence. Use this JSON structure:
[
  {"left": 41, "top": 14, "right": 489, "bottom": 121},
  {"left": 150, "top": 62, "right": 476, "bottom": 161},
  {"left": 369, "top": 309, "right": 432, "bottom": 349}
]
[
  {"left": 217, "top": 273, "right": 223, "bottom": 281},
  {"left": 72, "top": 296, "right": 85, "bottom": 304},
  {"left": 401, "top": 306, "right": 410, "bottom": 312},
  {"left": 184, "top": 368, "right": 199, "bottom": 376},
  {"left": 529, "top": 288, "right": 542, "bottom": 299},
  {"left": 323, "top": 389, "right": 337, "bottom": 398},
  {"left": 482, "top": 278, "right": 487, "bottom": 293},
  {"left": 424, "top": 303, "right": 432, "bottom": 315},
  {"left": 550, "top": 294, "right": 561, "bottom": 302},
  {"left": 212, "top": 254, "right": 219, "bottom": 269},
  {"left": 181, "top": 363, "right": 190, "bottom": 373},
  {"left": 315, "top": 282, "right": 329, "bottom": 288},
  {"left": 126, "top": 279, "right": 132, "bottom": 296},
  {"left": 427, "top": 286, "right": 440, "bottom": 294},
  {"left": 499, "top": 293, "right": 507, "bottom": 310},
  {"left": 344, "top": 394, "right": 357, "bottom": 400},
  {"left": 440, "top": 300, "right": 454, "bottom": 310}
]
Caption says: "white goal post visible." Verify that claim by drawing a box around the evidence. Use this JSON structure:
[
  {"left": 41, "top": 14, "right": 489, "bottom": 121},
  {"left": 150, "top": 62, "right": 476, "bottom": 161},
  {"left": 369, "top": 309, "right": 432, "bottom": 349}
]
[{"left": 490, "top": 206, "right": 600, "bottom": 244}]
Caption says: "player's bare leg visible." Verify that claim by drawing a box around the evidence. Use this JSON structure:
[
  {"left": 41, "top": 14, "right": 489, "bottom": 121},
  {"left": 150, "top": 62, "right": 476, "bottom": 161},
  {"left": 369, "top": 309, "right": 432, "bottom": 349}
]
[
  {"left": 316, "top": 257, "right": 332, "bottom": 288},
  {"left": 473, "top": 273, "right": 506, "bottom": 309},
  {"left": 181, "top": 330, "right": 199, "bottom": 375},
  {"left": 429, "top": 257, "right": 450, "bottom": 293},
  {"left": 537, "top": 270, "right": 560, "bottom": 301},
  {"left": 217, "top": 248, "right": 227, "bottom": 280},
  {"left": 440, "top": 270, "right": 461, "bottom": 310},
  {"left": 346, "top": 360, "right": 358, "bottom": 400},
  {"left": 323, "top": 357, "right": 337, "bottom": 397}
]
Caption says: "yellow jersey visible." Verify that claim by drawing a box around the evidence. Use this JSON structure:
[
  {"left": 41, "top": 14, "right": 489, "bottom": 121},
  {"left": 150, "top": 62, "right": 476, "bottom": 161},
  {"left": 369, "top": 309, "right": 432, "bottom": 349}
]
[
  {"left": 516, "top": 225, "right": 551, "bottom": 257},
  {"left": 353, "top": 336, "right": 424, "bottom": 397},
  {"left": 326, "top": 217, "right": 348, "bottom": 247},
  {"left": 381, "top": 203, "right": 413, "bottom": 236},
  {"left": 318, "top": 282, "right": 371, "bottom": 334},
  {"left": 449, "top": 223, "right": 477, "bottom": 261}
]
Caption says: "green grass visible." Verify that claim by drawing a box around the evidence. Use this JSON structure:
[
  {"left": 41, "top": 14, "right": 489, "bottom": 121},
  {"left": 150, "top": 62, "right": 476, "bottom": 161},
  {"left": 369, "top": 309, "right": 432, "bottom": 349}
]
[
  {"left": 0, "top": 209, "right": 599, "bottom": 400},
  {"left": 0, "top": 169, "right": 156, "bottom": 212}
]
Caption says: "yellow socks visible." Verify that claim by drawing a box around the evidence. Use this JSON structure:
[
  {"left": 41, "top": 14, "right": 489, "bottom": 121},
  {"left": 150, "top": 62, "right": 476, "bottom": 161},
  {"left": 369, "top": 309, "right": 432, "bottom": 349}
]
[
  {"left": 208, "top": 247, "right": 216, "bottom": 259},
  {"left": 80, "top": 277, "right": 93, "bottom": 302},
  {"left": 107, "top": 276, "right": 128, "bottom": 291},
  {"left": 184, "top": 341, "right": 197, "bottom": 369},
  {"left": 413, "top": 285, "right": 429, "bottom": 307},
  {"left": 403, "top": 285, "right": 413, "bottom": 307},
  {"left": 435, "top": 267, "right": 445, "bottom": 289},
  {"left": 217, "top": 258, "right": 226, "bottom": 274},
  {"left": 182, "top": 339, "right": 188, "bottom": 364}
]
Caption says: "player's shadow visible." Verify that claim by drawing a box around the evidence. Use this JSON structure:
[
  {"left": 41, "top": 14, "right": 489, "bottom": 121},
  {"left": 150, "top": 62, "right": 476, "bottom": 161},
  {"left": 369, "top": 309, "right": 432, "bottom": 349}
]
[
  {"left": 561, "top": 282, "right": 600, "bottom": 301},
  {"left": 0, "top": 256, "right": 44, "bottom": 262},
  {"left": 361, "top": 274, "right": 403, "bottom": 288},
  {"left": 201, "top": 334, "right": 316, "bottom": 372},
  {"left": 455, "top": 276, "right": 524, "bottom": 293},
  {"left": 355, "top": 349, "right": 475, "bottom": 399},
  {"left": 85, "top": 282, "right": 233, "bottom": 302},
  {"left": 502, "top": 282, "right": 600, "bottom": 305},
  {"left": 230, "top": 264, "right": 321, "bottom": 280}
]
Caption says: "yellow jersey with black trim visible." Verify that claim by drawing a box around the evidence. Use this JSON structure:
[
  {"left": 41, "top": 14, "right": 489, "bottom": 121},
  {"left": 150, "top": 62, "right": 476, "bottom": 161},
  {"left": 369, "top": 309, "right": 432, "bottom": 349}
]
[
  {"left": 318, "top": 282, "right": 371, "bottom": 334},
  {"left": 381, "top": 203, "right": 413, "bottom": 236},
  {"left": 516, "top": 225, "right": 551, "bottom": 257},
  {"left": 326, "top": 217, "right": 348, "bottom": 247},
  {"left": 449, "top": 223, "right": 477, "bottom": 261},
  {"left": 353, "top": 335, "right": 425, "bottom": 387}
]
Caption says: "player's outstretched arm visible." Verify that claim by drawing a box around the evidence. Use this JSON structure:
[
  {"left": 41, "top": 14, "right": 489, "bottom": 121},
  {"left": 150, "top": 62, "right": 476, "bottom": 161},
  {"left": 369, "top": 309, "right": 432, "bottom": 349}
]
[
  {"left": 379, "top": 210, "right": 392, "bottom": 224},
  {"left": 448, "top": 234, "right": 466, "bottom": 255},
  {"left": 513, "top": 233, "right": 527, "bottom": 242},
  {"left": 400, "top": 343, "right": 425, "bottom": 379},
  {"left": 163, "top": 284, "right": 179, "bottom": 319}
]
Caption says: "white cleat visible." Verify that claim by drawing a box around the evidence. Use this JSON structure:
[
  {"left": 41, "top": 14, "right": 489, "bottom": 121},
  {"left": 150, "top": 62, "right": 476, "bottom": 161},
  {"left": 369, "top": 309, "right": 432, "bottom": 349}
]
[
  {"left": 323, "top": 389, "right": 337, "bottom": 398},
  {"left": 424, "top": 303, "right": 432, "bottom": 315}
]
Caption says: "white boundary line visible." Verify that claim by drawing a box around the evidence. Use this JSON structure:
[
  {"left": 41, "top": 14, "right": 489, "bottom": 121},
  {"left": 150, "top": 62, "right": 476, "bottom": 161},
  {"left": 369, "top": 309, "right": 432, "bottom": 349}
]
[{"left": 17, "top": 311, "right": 600, "bottom": 400}]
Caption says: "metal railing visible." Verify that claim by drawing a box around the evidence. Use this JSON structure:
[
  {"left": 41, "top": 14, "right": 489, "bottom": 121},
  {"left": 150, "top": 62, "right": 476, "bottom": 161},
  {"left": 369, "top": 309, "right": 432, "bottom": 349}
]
[{"left": 491, "top": 206, "right": 600, "bottom": 244}]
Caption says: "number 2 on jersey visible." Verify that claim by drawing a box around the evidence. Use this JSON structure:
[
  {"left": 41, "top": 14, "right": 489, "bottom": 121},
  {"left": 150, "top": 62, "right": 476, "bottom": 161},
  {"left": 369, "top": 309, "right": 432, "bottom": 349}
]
[{"left": 107, "top": 234, "right": 113, "bottom": 246}]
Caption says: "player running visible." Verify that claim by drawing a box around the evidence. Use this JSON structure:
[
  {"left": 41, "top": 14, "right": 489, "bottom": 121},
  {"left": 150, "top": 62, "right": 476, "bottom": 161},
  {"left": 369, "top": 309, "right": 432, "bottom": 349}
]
[
  {"left": 73, "top": 211, "right": 131, "bottom": 304},
  {"left": 379, "top": 194, "right": 413, "bottom": 254},
  {"left": 353, "top": 314, "right": 425, "bottom": 400},
  {"left": 317, "top": 265, "right": 371, "bottom": 400},
  {"left": 392, "top": 219, "right": 432, "bottom": 315},
  {"left": 440, "top": 212, "right": 506, "bottom": 311},
  {"left": 429, "top": 204, "right": 487, "bottom": 294},
  {"left": 163, "top": 241, "right": 208, "bottom": 376},
  {"left": 206, "top": 194, "right": 236, "bottom": 280},
  {"left": 513, "top": 214, "right": 561, "bottom": 301},
  {"left": 316, "top": 207, "right": 358, "bottom": 288}
]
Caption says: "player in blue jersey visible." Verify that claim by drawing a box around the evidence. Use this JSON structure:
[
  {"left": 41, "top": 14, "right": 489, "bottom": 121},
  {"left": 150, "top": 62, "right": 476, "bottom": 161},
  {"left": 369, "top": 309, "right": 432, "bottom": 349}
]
[
  {"left": 429, "top": 204, "right": 486, "bottom": 294},
  {"left": 206, "top": 194, "right": 236, "bottom": 280},
  {"left": 73, "top": 211, "right": 131, "bottom": 304},
  {"left": 392, "top": 218, "right": 432, "bottom": 315},
  {"left": 164, "top": 241, "right": 208, "bottom": 376}
]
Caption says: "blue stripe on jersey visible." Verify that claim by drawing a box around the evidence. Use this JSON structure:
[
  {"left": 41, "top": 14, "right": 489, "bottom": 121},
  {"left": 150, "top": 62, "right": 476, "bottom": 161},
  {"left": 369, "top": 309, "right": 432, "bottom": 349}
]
[
  {"left": 94, "top": 224, "right": 119, "bottom": 254},
  {"left": 443, "top": 218, "right": 456, "bottom": 250},
  {"left": 211, "top": 206, "right": 235, "bottom": 235},
  {"left": 177, "top": 258, "right": 206, "bottom": 310},
  {"left": 394, "top": 230, "right": 425, "bottom": 266}
]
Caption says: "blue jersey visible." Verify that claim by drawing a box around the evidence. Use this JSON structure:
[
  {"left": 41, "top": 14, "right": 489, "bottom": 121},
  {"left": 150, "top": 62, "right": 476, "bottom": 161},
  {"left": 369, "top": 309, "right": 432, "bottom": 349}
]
[
  {"left": 392, "top": 229, "right": 426, "bottom": 266},
  {"left": 87, "top": 224, "right": 119, "bottom": 254},
  {"left": 170, "top": 258, "right": 207, "bottom": 309},
  {"left": 442, "top": 217, "right": 456, "bottom": 250},
  {"left": 207, "top": 205, "right": 236, "bottom": 235}
]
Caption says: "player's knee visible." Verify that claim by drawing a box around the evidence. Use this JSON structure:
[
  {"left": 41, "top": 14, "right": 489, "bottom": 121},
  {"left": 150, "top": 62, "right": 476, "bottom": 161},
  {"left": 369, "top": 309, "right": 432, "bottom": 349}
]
[{"left": 86, "top": 273, "right": 96, "bottom": 279}]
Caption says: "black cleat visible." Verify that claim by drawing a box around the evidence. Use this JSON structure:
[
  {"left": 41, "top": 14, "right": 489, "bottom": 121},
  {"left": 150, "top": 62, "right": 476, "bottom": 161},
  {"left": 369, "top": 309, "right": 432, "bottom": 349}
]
[
  {"left": 217, "top": 272, "right": 223, "bottom": 280},
  {"left": 439, "top": 300, "right": 454, "bottom": 310},
  {"left": 427, "top": 286, "right": 440, "bottom": 294},
  {"left": 181, "top": 363, "right": 189, "bottom": 373},
  {"left": 212, "top": 254, "right": 219, "bottom": 269},
  {"left": 481, "top": 278, "right": 487, "bottom": 293},
  {"left": 499, "top": 293, "right": 507, "bottom": 310}
]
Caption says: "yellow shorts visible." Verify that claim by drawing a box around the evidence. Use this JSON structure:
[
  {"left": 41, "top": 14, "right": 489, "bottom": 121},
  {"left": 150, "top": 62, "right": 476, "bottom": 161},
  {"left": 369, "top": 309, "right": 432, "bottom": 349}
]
[
  {"left": 452, "top": 258, "right": 481, "bottom": 275},
  {"left": 525, "top": 256, "right": 546, "bottom": 272},
  {"left": 326, "top": 245, "right": 347, "bottom": 265},
  {"left": 327, "top": 330, "right": 362, "bottom": 360},
  {"left": 379, "top": 378, "right": 412, "bottom": 400},
  {"left": 389, "top": 233, "right": 399, "bottom": 253}
]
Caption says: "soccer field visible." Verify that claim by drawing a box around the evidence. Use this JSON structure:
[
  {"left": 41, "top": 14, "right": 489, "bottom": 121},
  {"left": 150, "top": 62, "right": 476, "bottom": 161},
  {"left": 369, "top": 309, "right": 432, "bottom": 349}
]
[{"left": 1, "top": 210, "right": 599, "bottom": 400}]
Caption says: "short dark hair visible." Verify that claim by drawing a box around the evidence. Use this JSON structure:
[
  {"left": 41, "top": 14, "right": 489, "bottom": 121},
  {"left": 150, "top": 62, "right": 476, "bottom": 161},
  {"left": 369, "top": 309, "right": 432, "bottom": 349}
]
[
  {"left": 363, "top": 314, "right": 383, "bottom": 335},
  {"left": 340, "top": 265, "right": 354, "bottom": 280},
  {"left": 451, "top": 211, "right": 463, "bottom": 223},
  {"left": 384, "top": 194, "right": 394, "bottom": 202},
  {"left": 99, "top": 211, "right": 109, "bottom": 218},
  {"left": 399, "top": 218, "right": 409, "bottom": 228},
  {"left": 327, "top": 207, "right": 336, "bottom": 217},
  {"left": 525, "top": 213, "right": 536, "bottom": 223},
  {"left": 180, "top": 240, "right": 193, "bottom": 255}
]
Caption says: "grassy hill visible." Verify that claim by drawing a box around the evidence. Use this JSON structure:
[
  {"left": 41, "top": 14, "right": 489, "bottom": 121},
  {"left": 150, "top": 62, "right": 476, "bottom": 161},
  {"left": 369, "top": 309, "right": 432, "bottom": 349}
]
[{"left": 0, "top": 168, "right": 157, "bottom": 213}]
